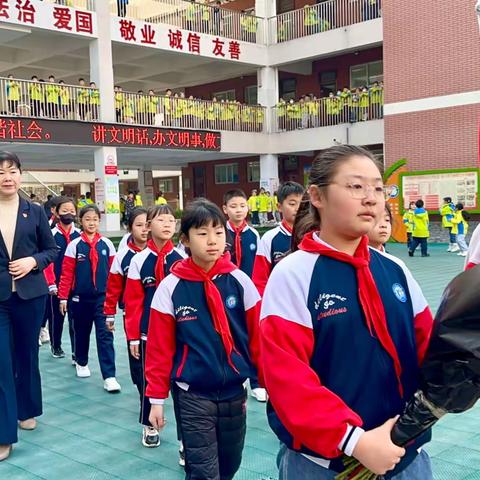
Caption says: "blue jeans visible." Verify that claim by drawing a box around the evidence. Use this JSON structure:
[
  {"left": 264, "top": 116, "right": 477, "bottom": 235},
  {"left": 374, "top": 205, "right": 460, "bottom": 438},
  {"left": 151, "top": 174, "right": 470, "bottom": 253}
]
[
  {"left": 277, "top": 445, "right": 432, "bottom": 480},
  {"left": 410, "top": 237, "right": 428, "bottom": 256}
]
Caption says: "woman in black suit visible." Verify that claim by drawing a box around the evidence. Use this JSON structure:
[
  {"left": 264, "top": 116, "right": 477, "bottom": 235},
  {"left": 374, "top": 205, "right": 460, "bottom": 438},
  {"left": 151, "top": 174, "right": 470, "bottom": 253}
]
[{"left": 0, "top": 152, "right": 57, "bottom": 461}]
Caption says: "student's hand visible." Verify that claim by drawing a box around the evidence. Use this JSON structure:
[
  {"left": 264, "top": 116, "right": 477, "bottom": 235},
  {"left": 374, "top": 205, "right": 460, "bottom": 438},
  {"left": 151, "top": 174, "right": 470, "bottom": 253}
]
[
  {"left": 129, "top": 342, "right": 140, "bottom": 359},
  {"left": 105, "top": 317, "right": 115, "bottom": 332},
  {"left": 149, "top": 405, "right": 166, "bottom": 431},
  {"left": 9, "top": 256, "right": 37, "bottom": 280},
  {"left": 59, "top": 301, "right": 67, "bottom": 316},
  {"left": 352, "top": 417, "right": 405, "bottom": 475},
  {"left": 48, "top": 286, "right": 58, "bottom": 296}
]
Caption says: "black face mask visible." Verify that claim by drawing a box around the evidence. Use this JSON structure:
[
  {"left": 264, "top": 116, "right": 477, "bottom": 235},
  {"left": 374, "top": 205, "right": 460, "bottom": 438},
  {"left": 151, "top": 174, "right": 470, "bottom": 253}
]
[{"left": 59, "top": 213, "right": 76, "bottom": 225}]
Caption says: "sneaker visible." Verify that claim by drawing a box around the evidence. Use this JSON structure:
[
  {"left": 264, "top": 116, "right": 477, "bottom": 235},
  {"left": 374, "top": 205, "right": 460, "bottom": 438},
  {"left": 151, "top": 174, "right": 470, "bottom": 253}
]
[
  {"left": 38, "top": 337, "right": 42, "bottom": 346},
  {"left": 39, "top": 327, "right": 50, "bottom": 344},
  {"left": 458, "top": 251, "right": 467, "bottom": 257},
  {"left": 103, "top": 377, "right": 121, "bottom": 393},
  {"left": 447, "top": 244, "right": 452, "bottom": 252},
  {"left": 142, "top": 426, "right": 160, "bottom": 448},
  {"left": 251, "top": 387, "right": 267, "bottom": 402},
  {"left": 179, "top": 447, "right": 185, "bottom": 467},
  {"left": 421, "top": 253, "right": 430, "bottom": 257},
  {"left": 71, "top": 355, "right": 76, "bottom": 366},
  {"left": 51, "top": 347, "right": 65, "bottom": 358},
  {"left": 76, "top": 364, "right": 91, "bottom": 378},
  {"left": 408, "top": 251, "right": 413, "bottom": 257},
  {"left": 451, "top": 244, "right": 460, "bottom": 253}
]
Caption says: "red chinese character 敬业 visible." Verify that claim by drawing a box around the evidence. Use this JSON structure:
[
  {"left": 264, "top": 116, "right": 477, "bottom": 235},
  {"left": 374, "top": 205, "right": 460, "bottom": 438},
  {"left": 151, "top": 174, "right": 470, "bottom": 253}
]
[
  {"left": 150, "top": 130, "right": 165, "bottom": 146},
  {"left": 140, "top": 24, "right": 156, "bottom": 45},
  {"left": 204, "top": 132, "right": 219, "bottom": 150},
  {"left": 168, "top": 29, "right": 183, "bottom": 50},
  {"left": 92, "top": 125, "right": 107, "bottom": 144},
  {"left": 16, "top": 0, "right": 35, "bottom": 24},
  {"left": 26, "top": 120, "right": 43, "bottom": 140},
  {"left": 187, "top": 32, "right": 201, "bottom": 54},
  {"left": 0, "top": 0, "right": 9, "bottom": 20},
  {"left": 212, "top": 38, "right": 225, "bottom": 57},
  {"left": 75, "top": 11, "right": 93, "bottom": 34},
  {"left": 119, "top": 19, "right": 136, "bottom": 41},
  {"left": 53, "top": 7, "right": 72, "bottom": 31},
  {"left": 228, "top": 41, "right": 241, "bottom": 60},
  {"left": 190, "top": 132, "right": 204, "bottom": 148}
]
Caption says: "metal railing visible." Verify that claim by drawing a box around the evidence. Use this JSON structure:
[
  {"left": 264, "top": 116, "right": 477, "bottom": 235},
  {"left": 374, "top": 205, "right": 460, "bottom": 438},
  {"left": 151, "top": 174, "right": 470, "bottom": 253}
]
[
  {"left": 0, "top": 77, "right": 101, "bottom": 122},
  {"left": 270, "top": 0, "right": 382, "bottom": 43},
  {"left": 116, "top": 91, "right": 266, "bottom": 132},
  {"left": 42, "top": 0, "right": 95, "bottom": 11},
  {"left": 22, "top": 171, "right": 61, "bottom": 200},
  {"left": 272, "top": 96, "right": 384, "bottom": 132},
  {"left": 110, "top": 0, "right": 266, "bottom": 44}
]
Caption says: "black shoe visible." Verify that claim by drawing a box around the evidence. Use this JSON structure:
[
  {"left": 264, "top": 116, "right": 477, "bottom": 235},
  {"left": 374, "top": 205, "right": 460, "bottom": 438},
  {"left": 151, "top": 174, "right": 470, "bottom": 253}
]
[
  {"left": 179, "top": 447, "right": 185, "bottom": 468},
  {"left": 421, "top": 254, "right": 430, "bottom": 257},
  {"left": 51, "top": 347, "right": 65, "bottom": 358},
  {"left": 408, "top": 251, "right": 414, "bottom": 257}
]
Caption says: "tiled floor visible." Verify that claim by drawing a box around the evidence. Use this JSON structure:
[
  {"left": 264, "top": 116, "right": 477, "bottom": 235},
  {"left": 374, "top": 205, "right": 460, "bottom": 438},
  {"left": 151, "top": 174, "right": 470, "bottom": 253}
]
[{"left": 1, "top": 243, "right": 475, "bottom": 479}]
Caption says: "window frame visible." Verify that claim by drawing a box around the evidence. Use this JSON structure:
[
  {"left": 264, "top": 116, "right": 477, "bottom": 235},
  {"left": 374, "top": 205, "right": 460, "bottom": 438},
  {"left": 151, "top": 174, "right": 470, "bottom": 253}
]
[
  {"left": 247, "top": 161, "right": 260, "bottom": 183},
  {"left": 214, "top": 163, "right": 239, "bottom": 184},
  {"left": 212, "top": 89, "right": 236, "bottom": 101}
]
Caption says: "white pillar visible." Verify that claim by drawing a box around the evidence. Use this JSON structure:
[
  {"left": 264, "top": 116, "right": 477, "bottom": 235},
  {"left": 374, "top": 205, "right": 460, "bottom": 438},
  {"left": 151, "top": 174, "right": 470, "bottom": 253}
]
[
  {"left": 257, "top": 66, "right": 278, "bottom": 133},
  {"left": 137, "top": 167, "right": 155, "bottom": 208},
  {"left": 260, "top": 153, "right": 279, "bottom": 194},
  {"left": 80, "top": 183, "right": 90, "bottom": 195}
]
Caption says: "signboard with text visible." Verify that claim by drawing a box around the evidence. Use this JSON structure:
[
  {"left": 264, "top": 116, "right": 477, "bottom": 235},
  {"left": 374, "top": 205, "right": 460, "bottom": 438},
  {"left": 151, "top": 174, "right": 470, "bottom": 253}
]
[{"left": 0, "top": 117, "right": 221, "bottom": 151}]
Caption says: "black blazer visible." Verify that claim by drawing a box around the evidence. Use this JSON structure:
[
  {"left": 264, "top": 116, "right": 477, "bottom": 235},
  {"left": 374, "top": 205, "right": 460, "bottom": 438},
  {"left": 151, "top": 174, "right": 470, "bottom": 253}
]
[{"left": 0, "top": 196, "right": 58, "bottom": 301}]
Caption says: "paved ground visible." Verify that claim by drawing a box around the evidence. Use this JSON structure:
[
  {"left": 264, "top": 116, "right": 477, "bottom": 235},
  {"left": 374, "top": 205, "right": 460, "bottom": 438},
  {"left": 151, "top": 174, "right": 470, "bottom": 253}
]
[{"left": 2, "top": 243, "right": 478, "bottom": 480}]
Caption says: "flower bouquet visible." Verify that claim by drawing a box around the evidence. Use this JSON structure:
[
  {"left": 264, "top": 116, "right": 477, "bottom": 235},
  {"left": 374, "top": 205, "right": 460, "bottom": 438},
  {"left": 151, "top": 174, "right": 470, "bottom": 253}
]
[{"left": 337, "top": 266, "right": 480, "bottom": 480}]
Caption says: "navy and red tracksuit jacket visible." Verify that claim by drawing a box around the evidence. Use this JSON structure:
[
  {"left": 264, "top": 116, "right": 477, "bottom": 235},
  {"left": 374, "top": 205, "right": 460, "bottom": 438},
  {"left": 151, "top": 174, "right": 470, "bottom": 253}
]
[
  {"left": 225, "top": 221, "right": 260, "bottom": 277},
  {"left": 260, "top": 237, "right": 434, "bottom": 475},
  {"left": 124, "top": 245, "right": 186, "bottom": 342},
  {"left": 58, "top": 235, "right": 116, "bottom": 300},
  {"left": 145, "top": 264, "right": 262, "bottom": 403}
]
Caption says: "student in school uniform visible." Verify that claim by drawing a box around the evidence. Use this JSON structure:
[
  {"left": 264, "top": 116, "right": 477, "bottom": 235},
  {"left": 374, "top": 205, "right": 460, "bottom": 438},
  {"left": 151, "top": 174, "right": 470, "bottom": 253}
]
[
  {"left": 124, "top": 205, "right": 186, "bottom": 450},
  {"left": 258, "top": 188, "right": 269, "bottom": 225},
  {"left": 247, "top": 189, "right": 260, "bottom": 226},
  {"left": 402, "top": 201, "right": 415, "bottom": 252},
  {"left": 440, "top": 197, "right": 458, "bottom": 252},
  {"left": 58, "top": 205, "right": 120, "bottom": 392},
  {"left": 368, "top": 204, "right": 392, "bottom": 253},
  {"left": 146, "top": 199, "right": 262, "bottom": 480},
  {"left": 260, "top": 145, "right": 434, "bottom": 480},
  {"left": 252, "top": 181, "right": 305, "bottom": 296},
  {"left": 451, "top": 203, "right": 469, "bottom": 257},
  {"left": 409, "top": 199, "right": 430, "bottom": 257}
]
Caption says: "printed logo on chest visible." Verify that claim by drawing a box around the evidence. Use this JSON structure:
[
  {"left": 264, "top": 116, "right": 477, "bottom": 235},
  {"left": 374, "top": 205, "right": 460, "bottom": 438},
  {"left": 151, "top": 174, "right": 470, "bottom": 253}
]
[
  {"left": 176, "top": 305, "right": 199, "bottom": 323},
  {"left": 314, "top": 293, "right": 348, "bottom": 320}
]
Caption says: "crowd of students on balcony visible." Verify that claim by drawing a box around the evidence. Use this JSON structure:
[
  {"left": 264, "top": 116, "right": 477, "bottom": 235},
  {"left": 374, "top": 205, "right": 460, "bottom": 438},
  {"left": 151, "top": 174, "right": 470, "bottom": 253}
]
[{"left": 275, "top": 81, "right": 384, "bottom": 131}]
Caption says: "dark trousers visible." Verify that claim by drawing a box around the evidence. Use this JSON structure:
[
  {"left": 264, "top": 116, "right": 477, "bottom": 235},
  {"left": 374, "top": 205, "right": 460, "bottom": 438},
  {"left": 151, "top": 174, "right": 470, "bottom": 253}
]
[
  {"left": 175, "top": 385, "right": 247, "bottom": 480},
  {"left": 447, "top": 227, "right": 456, "bottom": 243},
  {"left": 251, "top": 211, "right": 259, "bottom": 225},
  {"left": 45, "top": 296, "right": 75, "bottom": 351},
  {"left": 0, "top": 293, "right": 47, "bottom": 444},
  {"left": 406, "top": 232, "right": 412, "bottom": 250},
  {"left": 70, "top": 294, "right": 115, "bottom": 379},
  {"left": 410, "top": 237, "right": 428, "bottom": 256}
]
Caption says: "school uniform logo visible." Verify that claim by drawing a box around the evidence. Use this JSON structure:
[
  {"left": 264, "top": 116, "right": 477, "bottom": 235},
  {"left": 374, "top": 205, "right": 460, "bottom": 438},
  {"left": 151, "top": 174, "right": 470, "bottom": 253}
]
[
  {"left": 314, "top": 293, "right": 348, "bottom": 320},
  {"left": 101, "top": 249, "right": 107, "bottom": 256},
  {"left": 77, "top": 253, "right": 86, "bottom": 262},
  {"left": 143, "top": 276, "right": 156, "bottom": 287},
  {"left": 176, "top": 305, "right": 198, "bottom": 322},
  {"left": 392, "top": 283, "right": 407, "bottom": 303},
  {"left": 226, "top": 295, "right": 238, "bottom": 309},
  {"left": 249, "top": 243, "right": 257, "bottom": 251}
]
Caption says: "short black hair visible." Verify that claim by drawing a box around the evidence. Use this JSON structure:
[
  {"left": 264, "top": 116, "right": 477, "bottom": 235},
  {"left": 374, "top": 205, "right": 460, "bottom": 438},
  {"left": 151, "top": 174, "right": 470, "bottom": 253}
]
[
  {"left": 409, "top": 201, "right": 416, "bottom": 208},
  {"left": 455, "top": 203, "right": 464, "bottom": 211},
  {"left": 55, "top": 196, "right": 76, "bottom": 213},
  {"left": 180, "top": 199, "right": 226, "bottom": 239},
  {"left": 79, "top": 204, "right": 100, "bottom": 219},
  {"left": 385, "top": 203, "right": 392, "bottom": 223},
  {"left": 147, "top": 204, "right": 175, "bottom": 221},
  {"left": 277, "top": 181, "right": 305, "bottom": 204},
  {"left": 31, "top": 75, "right": 38, "bottom": 80},
  {"left": 30, "top": 193, "right": 36, "bottom": 199},
  {"left": 443, "top": 197, "right": 452, "bottom": 203},
  {"left": 128, "top": 207, "right": 148, "bottom": 231},
  {"left": 223, "top": 189, "right": 247, "bottom": 205},
  {"left": 49, "top": 75, "right": 55, "bottom": 79},
  {"left": 85, "top": 192, "right": 91, "bottom": 198},
  {"left": 0, "top": 151, "right": 22, "bottom": 172},
  {"left": 79, "top": 78, "right": 85, "bottom": 82},
  {"left": 415, "top": 199, "right": 424, "bottom": 208}
]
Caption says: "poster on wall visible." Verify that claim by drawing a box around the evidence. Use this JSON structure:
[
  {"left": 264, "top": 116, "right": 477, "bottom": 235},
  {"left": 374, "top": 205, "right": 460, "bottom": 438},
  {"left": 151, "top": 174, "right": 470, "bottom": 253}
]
[{"left": 401, "top": 169, "right": 479, "bottom": 212}]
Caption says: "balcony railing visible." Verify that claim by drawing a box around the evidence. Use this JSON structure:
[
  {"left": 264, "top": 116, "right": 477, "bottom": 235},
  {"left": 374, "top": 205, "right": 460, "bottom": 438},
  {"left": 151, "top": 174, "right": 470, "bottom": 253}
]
[
  {"left": 272, "top": 96, "right": 383, "bottom": 132},
  {"left": 116, "top": 92, "right": 266, "bottom": 132},
  {"left": 269, "top": 0, "right": 381, "bottom": 43},
  {"left": 43, "top": 0, "right": 95, "bottom": 11},
  {"left": 0, "top": 77, "right": 101, "bottom": 122},
  {"left": 110, "top": 0, "right": 266, "bottom": 44}
]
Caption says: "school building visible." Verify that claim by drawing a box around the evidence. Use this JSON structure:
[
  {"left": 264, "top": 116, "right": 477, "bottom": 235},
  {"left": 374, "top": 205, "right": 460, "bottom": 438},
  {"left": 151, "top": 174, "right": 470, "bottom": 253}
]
[{"left": 0, "top": 0, "right": 479, "bottom": 234}]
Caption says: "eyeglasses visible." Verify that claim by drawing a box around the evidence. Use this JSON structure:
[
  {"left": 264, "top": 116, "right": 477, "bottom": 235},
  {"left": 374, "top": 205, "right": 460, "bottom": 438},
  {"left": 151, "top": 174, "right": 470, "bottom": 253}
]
[{"left": 330, "top": 182, "right": 393, "bottom": 200}]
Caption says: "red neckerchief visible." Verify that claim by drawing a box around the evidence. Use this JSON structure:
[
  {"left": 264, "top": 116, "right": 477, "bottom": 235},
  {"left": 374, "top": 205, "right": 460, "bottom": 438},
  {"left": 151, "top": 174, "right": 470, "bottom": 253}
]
[
  {"left": 81, "top": 232, "right": 102, "bottom": 288},
  {"left": 171, "top": 253, "right": 239, "bottom": 373},
  {"left": 127, "top": 240, "right": 144, "bottom": 253},
  {"left": 227, "top": 220, "right": 247, "bottom": 268},
  {"left": 57, "top": 224, "right": 73, "bottom": 244},
  {"left": 147, "top": 238, "right": 174, "bottom": 286},
  {"left": 299, "top": 231, "right": 404, "bottom": 397},
  {"left": 281, "top": 220, "right": 293, "bottom": 234}
]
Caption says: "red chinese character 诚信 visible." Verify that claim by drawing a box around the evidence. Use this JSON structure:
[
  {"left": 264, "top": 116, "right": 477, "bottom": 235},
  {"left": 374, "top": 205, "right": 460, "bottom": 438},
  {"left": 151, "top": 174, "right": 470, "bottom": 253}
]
[
  {"left": 177, "top": 131, "right": 190, "bottom": 148},
  {"left": 140, "top": 23, "right": 156, "bottom": 45},
  {"left": 75, "top": 11, "right": 93, "bottom": 34},
  {"left": 228, "top": 41, "right": 241, "bottom": 60},
  {"left": 107, "top": 126, "right": 122, "bottom": 144},
  {"left": 26, "top": 120, "right": 43, "bottom": 140},
  {"left": 0, "top": 119, "right": 7, "bottom": 139},
  {"left": 119, "top": 19, "right": 136, "bottom": 41},
  {"left": 16, "top": 0, "right": 35, "bottom": 24},
  {"left": 7, "top": 119, "right": 27, "bottom": 139},
  {"left": 168, "top": 29, "right": 183, "bottom": 50},
  {"left": 212, "top": 38, "right": 225, "bottom": 57},
  {"left": 0, "top": 0, "right": 9, "bottom": 20},
  {"left": 190, "top": 132, "right": 204, "bottom": 148},
  {"left": 135, "top": 128, "right": 150, "bottom": 145},
  {"left": 166, "top": 130, "right": 178, "bottom": 147},
  {"left": 187, "top": 32, "right": 201, "bottom": 54},
  {"left": 204, "top": 132, "right": 219, "bottom": 150},
  {"left": 53, "top": 7, "right": 72, "bottom": 31},
  {"left": 150, "top": 130, "right": 165, "bottom": 146},
  {"left": 121, "top": 127, "right": 136, "bottom": 144},
  {"left": 92, "top": 125, "right": 107, "bottom": 144}
]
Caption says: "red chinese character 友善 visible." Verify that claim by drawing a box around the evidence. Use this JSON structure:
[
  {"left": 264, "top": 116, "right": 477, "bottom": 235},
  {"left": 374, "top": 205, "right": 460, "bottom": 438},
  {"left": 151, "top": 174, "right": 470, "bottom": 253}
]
[
  {"left": 177, "top": 131, "right": 190, "bottom": 148},
  {"left": 7, "top": 119, "right": 27, "bottom": 139},
  {"left": 0, "top": 119, "right": 7, "bottom": 139},
  {"left": 168, "top": 29, "right": 183, "bottom": 50},
  {"left": 75, "top": 11, "right": 93, "bottom": 34},
  {"left": 204, "top": 132, "right": 219, "bottom": 150},
  {"left": 53, "top": 7, "right": 72, "bottom": 31},
  {"left": 212, "top": 38, "right": 225, "bottom": 57},
  {"left": 135, "top": 128, "right": 150, "bottom": 145},
  {"left": 140, "top": 24, "right": 156, "bottom": 45},
  {"left": 150, "top": 130, "right": 165, "bottom": 146},
  {"left": 0, "top": 0, "right": 9, "bottom": 20},
  {"left": 119, "top": 19, "right": 136, "bottom": 41},
  {"left": 121, "top": 127, "right": 136, "bottom": 144},
  {"left": 190, "top": 132, "right": 204, "bottom": 148},
  {"left": 26, "top": 120, "right": 43, "bottom": 140},
  {"left": 16, "top": 0, "right": 35, "bottom": 24},
  {"left": 107, "top": 126, "right": 122, "bottom": 144},
  {"left": 187, "top": 32, "right": 201, "bottom": 54},
  {"left": 92, "top": 125, "right": 107, "bottom": 144},
  {"left": 166, "top": 130, "right": 178, "bottom": 147},
  {"left": 228, "top": 41, "right": 241, "bottom": 60}
]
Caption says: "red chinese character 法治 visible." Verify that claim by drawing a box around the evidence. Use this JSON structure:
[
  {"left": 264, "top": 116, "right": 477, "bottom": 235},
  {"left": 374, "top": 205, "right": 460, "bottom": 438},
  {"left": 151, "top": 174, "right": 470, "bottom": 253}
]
[
  {"left": 0, "top": 0, "right": 9, "bottom": 20},
  {"left": 7, "top": 119, "right": 27, "bottom": 139},
  {"left": 135, "top": 128, "right": 150, "bottom": 145},
  {"left": 16, "top": 0, "right": 35, "bottom": 24},
  {"left": 75, "top": 11, "right": 93, "bottom": 34},
  {"left": 212, "top": 37, "right": 225, "bottom": 57},
  {"left": 204, "top": 132, "right": 219, "bottom": 150},
  {"left": 140, "top": 24, "right": 156, "bottom": 45},
  {"left": 108, "top": 126, "right": 122, "bottom": 144},
  {"left": 92, "top": 125, "right": 107, "bottom": 144},
  {"left": 150, "top": 130, "right": 165, "bottom": 146},
  {"left": 177, "top": 131, "right": 190, "bottom": 148},
  {"left": 26, "top": 120, "right": 43, "bottom": 140},
  {"left": 168, "top": 29, "right": 183, "bottom": 50},
  {"left": 187, "top": 32, "right": 201, "bottom": 54},
  {"left": 53, "top": 7, "right": 72, "bottom": 31},
  {"left": 119, "top": 19, "right": 136, "bottom": 41},
  {"left": 228, "top": 41, "right": 241, "bottom": 60},
  {"left": 190, "top": 132, "right": 204, "bottom": 148},
  {"left": 121, "top": 127, "right": 136, "bottom": 144}
]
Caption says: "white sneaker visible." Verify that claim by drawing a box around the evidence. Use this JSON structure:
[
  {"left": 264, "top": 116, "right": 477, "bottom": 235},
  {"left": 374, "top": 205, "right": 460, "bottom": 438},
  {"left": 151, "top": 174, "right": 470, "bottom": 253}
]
[
  {"left": 103, "top": 377, "right": 121, "bottom": 393},
  {"left": 76, "top": 364, "right": 91, "bottom": 378},
  {"left": 447, "top": 244, "right": 452, "bottom": 252},
  {"left": 142, "top": 426, "right": 160, "bottom": 448},
  {"left": 38, "top": 337, "right": 42, "bottom": 346},
  {"left": 251, "top": 387, "right": 267, "bottom": 402},
  {"left": 39, "top": 327, "right": 50, "bottom": 344},
  {"left": 451, "top": 244, "right": 460, "bottom": 253},
  {"left": 458, "top": 251, "right": 467, "bottom": 257}
]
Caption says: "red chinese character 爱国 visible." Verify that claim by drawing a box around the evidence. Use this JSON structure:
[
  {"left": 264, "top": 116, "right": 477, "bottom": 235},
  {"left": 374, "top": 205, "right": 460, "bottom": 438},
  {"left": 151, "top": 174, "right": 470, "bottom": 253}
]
[
  {"left": 177, "top": 131, "right": 190, "bottom": 148},
  {"left": 135, "top": 128, "right": 150, "bottom": 145},
  {"left": 107, "top": 126, "right": 122, "bottom": 144},
  {"left": 204, "top": 132, "right": 219, "bottom": 150},
  {"left": 75, "top": 11, "right": 93, "bottom": 34},
  {"left": 140, "top": 24, "right": 156, "bottom": 45},
  {"left": 212, "top": 38, "right": 225, "bottom": 57},
  {"left": 228, "top": 41, "right": 241, "bottom": 60},
  {"left": 150, "top": 130, "right": 165, "bottom": 146},
  {"left": 168, "top": 29, "right": 183, "bottom": 50},
  {"left": 92, "top": 125, "right": 107, "bottom": 144},
  {"left": 16, "top": 0, "right": 35, "bottom": 24},
  {"left": 7, "top": 119, "right": 27, "bottom": 139},
  {"left": 26, "top": 120, "right": 43, "bottom": 140},
  {"left": 190, "top": 132, "right": 204, "bottom": 148},
  {"left": 0, "top": 0, "right": 9, "bottom": 19},
  {"left": 187, "top": 32, "right": 200, "bottom": 54},
  {"left": 119, "top": 19, "right": 136, "bottom": 41},
  {"left": 53, "top": 7, "right": 72, "bottom": 31},
  {"left": 166, "top": 130, "right": 178, "bottom": 147}
]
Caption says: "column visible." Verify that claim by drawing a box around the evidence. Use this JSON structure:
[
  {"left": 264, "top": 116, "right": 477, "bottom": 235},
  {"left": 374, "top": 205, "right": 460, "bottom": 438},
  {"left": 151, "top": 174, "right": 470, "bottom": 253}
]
[
  {"left": 255, "top": 0, "right": 276, "bottom": 43},
  {"left": 260, "top": 153, "right": 279, "bottom": 195},
  {"left": 137, "top": 167, "right": 155, "bottom": 208}
]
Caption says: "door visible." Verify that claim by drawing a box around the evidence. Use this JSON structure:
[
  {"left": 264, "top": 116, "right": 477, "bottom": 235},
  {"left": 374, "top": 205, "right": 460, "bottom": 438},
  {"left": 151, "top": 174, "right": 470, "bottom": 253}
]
[{"left": 193, "top": 166, "right": 206, "bottom": 198}]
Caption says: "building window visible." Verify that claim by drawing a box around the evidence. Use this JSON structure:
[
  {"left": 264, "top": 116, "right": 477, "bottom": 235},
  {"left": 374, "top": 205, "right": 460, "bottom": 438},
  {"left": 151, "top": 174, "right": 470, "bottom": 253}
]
[
  {"left": 350, "top": 60, "right": 383, "bottom": 88},
  {"left": 158, "top": 178, "right": 173, "bottom": 193},
  {"left": 280, "top": 78, "right": 296, "bottom": 101},
  {"left": 184, "top": 177, "right": 191, "bottom": 190},
  {"left": 244, "top": 85, "right": 258, "bottom": 105},
  {"left": 319, "top": 71, "right": 337, "bottom": 97},
  {"left": 213, "top": 89, "right": 236, "bottom": 101},
  {"left": 215, "top": 163, "right": 239, "bottom": 184},
  {"left": 247, "top": 161, "right": 260, "bottom": 182}
]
